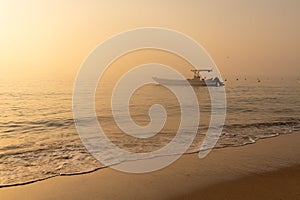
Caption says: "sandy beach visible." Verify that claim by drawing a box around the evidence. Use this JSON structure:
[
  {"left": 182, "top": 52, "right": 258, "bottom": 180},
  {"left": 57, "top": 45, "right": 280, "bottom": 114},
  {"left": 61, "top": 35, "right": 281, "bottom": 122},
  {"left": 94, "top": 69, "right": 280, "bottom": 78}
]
[
  {"left": 1, "top": 132, "right": 300, "bottom": 200},
  {"left": 173, "top": 165, "right": 300, "bottom": 200}
]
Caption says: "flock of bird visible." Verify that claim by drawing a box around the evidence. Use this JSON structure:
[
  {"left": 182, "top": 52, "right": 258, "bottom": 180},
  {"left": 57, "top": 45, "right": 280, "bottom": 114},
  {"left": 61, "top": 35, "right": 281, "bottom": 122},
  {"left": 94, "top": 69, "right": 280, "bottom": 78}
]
[
  {"left": 224, "top": 78, "right": 261, "bottom": 82},
  {"left": 224, "top": 78, "right": 300, "bottom": 84}
]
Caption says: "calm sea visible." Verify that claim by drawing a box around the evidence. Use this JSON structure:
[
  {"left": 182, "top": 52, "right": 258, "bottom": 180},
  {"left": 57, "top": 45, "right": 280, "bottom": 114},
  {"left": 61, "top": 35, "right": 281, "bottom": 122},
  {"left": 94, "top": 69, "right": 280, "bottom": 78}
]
[{"left": 1, "top": 76, "right": 300, "bottom": 186}]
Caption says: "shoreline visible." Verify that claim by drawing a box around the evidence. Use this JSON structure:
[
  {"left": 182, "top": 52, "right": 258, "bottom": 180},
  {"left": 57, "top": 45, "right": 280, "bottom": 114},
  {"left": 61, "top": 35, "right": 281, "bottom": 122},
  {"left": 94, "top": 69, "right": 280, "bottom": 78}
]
[
  {"left": 0, "top": 131, "right": 288, "bottom": 188},
  {"left": 1, "top": 132, "right": 300, "bottom": 199}
]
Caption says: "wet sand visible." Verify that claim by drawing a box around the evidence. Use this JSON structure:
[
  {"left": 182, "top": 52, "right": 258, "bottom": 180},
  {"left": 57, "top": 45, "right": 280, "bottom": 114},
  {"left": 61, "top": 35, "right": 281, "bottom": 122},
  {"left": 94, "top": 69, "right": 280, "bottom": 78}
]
[
  {"left": 1, "top": 132, "right": 300, "bottom": 200},
  {"left": 172, "top": 165, "right": 300, "bottom": 200}
]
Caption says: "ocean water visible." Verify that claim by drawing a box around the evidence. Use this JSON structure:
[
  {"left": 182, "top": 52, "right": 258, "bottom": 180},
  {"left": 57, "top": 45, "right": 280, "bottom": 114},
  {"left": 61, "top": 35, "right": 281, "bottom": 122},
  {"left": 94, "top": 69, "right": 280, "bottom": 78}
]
[{"left": 0, "top": 77, "right": 300, "bottom": 186}]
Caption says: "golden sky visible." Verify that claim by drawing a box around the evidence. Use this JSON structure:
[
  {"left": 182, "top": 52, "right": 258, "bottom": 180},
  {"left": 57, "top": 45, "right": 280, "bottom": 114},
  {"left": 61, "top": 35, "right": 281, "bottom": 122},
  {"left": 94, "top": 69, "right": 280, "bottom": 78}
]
[{"left": 0, "top": 0, "right": 299, "bottom": 80}]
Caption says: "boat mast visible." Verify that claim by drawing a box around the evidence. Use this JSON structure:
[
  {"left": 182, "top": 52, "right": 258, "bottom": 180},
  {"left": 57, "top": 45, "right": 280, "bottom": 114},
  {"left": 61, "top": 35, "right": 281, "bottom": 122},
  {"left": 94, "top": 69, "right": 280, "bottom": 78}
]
[{"left": 191, "top": 69, "right": 212, "bottom": 79}]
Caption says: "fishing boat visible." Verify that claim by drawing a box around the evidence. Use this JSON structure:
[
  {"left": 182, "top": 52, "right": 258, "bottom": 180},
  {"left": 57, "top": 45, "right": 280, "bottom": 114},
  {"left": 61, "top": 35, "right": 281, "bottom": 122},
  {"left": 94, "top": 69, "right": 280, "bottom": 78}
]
[{"left": 153, "top": 69, "right": 225, "bottom": 87}]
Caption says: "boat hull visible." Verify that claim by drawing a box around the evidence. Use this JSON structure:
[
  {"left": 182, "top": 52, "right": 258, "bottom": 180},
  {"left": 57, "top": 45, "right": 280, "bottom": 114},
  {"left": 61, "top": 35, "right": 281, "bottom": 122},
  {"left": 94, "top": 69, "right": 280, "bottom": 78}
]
[{"left": 152, "top": 77, "right": 224, "bottom": 87}]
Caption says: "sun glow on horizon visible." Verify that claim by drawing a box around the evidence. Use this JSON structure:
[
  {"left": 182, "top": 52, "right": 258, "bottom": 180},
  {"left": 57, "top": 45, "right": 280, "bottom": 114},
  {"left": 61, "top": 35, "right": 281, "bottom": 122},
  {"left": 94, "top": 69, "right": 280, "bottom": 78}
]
[{"left": 1, "top": 0, "right": 299, "bottom": 80}]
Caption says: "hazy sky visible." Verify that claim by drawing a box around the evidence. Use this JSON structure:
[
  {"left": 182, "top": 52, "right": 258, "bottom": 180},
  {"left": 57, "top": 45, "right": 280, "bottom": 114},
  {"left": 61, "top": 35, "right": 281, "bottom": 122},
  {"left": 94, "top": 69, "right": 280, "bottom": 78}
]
[{"left": 0, "top": 0, "right": 299, "bottom": 79}]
